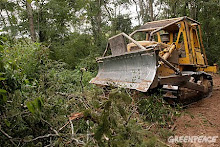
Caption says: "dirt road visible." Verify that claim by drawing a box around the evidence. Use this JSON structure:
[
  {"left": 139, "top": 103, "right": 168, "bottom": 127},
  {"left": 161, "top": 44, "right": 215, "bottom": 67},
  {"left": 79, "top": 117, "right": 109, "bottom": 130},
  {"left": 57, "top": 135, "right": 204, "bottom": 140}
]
[{"left": 172, "top": 74, "right": 220, "bottom": 146}]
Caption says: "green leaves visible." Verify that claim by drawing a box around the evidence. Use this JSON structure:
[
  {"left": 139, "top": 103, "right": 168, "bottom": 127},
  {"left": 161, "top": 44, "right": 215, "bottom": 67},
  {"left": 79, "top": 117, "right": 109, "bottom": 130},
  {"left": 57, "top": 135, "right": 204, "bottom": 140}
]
[
  {"left": 4, "top": 119, "right": 11, "bottom": 127},
  {"left": 0, "top": 72, "right": 7, "bottom": 105},
  {"left": 117, "top": 104, "right": 127, "bottom": 120},
  {"left": 26, "top": 0, "right": 32, "bottom": 4},
  {"left": 138, "top": 94, "right": 180, "bottom": 125},
  {"left": 0, "top": 89, "right": 7, "bottom": 94},
  {"left": 109, "top": 89, "right": 132, "bottom": 104},
  {"left": 93, "top": 88, "right": 141, "bottom": 146},
  {"left": 26, "top": 97, "right": 44, "bottom": 115}
]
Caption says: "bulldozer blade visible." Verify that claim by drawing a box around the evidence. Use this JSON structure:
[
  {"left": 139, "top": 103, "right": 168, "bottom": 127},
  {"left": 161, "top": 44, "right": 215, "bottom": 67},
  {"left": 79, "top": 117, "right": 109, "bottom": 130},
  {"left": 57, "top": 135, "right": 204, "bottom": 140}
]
[{"left": 90, "top": 49, "right": 157, "bottom": 92}]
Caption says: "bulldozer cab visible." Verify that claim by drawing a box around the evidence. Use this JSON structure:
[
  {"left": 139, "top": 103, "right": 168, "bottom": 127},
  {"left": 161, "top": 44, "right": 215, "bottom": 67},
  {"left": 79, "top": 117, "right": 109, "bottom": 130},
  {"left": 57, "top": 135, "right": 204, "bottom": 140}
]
[{"left": 129, "top": 17, "right": 208, "bottom": 66}]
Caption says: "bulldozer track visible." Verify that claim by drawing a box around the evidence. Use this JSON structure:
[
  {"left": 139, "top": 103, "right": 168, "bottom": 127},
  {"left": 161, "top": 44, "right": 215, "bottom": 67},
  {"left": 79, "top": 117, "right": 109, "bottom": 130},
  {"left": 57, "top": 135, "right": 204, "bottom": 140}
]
[{"left": 162, "top": 72, "right": 213, "bottom": 105}]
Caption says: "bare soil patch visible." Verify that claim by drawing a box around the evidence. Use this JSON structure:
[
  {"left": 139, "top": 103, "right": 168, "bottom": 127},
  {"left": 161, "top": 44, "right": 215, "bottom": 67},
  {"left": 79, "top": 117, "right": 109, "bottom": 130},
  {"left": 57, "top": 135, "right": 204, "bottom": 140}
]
[{"left": 171, "top": 74, "right": 220, "bottom": 147}]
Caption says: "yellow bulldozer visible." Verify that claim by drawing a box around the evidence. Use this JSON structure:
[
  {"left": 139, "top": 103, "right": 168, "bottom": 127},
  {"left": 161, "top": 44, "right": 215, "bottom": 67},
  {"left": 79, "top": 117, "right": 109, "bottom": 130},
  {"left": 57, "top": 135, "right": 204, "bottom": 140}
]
[{"left": 90, "top": 16, "right": 218, "bottom": 103}]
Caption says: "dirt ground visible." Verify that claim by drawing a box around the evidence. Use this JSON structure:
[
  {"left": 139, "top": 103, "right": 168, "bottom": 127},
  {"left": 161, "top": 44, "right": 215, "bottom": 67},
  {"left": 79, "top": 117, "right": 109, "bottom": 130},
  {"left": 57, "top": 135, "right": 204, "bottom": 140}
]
[{"left": 172, "top": 74, "right": 220, "bottom": 147}]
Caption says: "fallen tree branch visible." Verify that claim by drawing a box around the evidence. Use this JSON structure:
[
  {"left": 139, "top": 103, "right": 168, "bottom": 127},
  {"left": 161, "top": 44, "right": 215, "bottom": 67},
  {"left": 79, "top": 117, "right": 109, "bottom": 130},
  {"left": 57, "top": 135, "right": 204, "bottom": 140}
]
[
  {"left": 0, "top": 127, "right": 17, "bottom": 146},
  {"left": 146, "top": 123, "right": 155, "bottom": 131},
  {"left": 22, "top": 119, "right": 59, "bottom": 143},
  {"left": 55, "top": 92, "right": 90, "bottom": 109},
  {"left": 41, "top": 119, "right": 59, "bottom": 136},
  {"left": 59, "top": 112, "right": 84, "bottom": 132},
  {"left": 69, "top": 112, "right": 83, "bottom": 121},
  {"left": 59, "top": 121, "right": 70, "bottom": 131},
  {"left": 23, "top": 133, "right": 58, "bottom": 143},
  {"left": 157, "top": 138, "right": 171, "bottom": 147},
  {"left": 125, "top": 105, "right": 137, "bottom": 126},
  {"left": 66, "top": 137, "right": 86, "bottom": 145},
  {"left": 0, "top": 127, "right": 12, "bottom": 139},
  {"left": 170, "top": 124, "right": 176, "bottom": 131},
  {"left": 69, "top": 119, "right": 74, "bottom": 137}
]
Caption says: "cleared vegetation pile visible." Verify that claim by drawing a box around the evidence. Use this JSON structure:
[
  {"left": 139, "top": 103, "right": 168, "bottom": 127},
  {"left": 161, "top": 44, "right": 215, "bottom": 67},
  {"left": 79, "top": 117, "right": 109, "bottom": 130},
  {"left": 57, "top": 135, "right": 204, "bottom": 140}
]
[{"left": 0, "top": 38, "right": 181, "bottom": 146}]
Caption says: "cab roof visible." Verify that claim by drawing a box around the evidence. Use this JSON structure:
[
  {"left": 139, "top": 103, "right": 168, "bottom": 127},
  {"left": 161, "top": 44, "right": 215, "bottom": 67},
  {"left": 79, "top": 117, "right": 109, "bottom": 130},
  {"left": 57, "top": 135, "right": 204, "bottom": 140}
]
[{"left": 138, "top": 16, "right": 200, "bottom": 32}]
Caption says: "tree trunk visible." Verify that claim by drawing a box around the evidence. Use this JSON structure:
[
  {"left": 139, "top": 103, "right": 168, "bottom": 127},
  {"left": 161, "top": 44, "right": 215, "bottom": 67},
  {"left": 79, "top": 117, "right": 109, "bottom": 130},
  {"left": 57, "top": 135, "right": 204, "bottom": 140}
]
[
  {"left": 183, "top": 1, "right": 188, "bottom": 16},
  {"left": 26, "top": 0, "right": 36, "bottom": 42},
  {"left": 4, "top": 6, "right": 15, "bottom": 35},
  {"left": 0, "top": 9, "right": 7, "bottom": 28},
  {"left": 149, "top": 0, "right": 154, "bottom": 21},
  {"left": 97, "top": 0, "right": 102, "bottom": 37},
  {"left": 90, "top": 0, "right": 102, "bottom": 48},
  {"left": 139, "top": 0, "right": 145, "bottom": 23}
]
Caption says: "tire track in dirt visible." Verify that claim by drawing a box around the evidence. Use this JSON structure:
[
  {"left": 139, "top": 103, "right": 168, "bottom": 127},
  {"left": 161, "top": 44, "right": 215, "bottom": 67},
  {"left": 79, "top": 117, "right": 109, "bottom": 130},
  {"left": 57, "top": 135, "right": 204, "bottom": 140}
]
[{"left": 172, "top": 74, "right": 220, "bottom": 147}]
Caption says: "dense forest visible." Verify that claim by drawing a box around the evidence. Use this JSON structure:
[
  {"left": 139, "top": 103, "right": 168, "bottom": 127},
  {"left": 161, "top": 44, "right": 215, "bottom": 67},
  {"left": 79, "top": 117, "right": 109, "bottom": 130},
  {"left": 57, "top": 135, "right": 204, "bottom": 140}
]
[{"left": 0, "top": 0, "right": 219, "bottom": 146}]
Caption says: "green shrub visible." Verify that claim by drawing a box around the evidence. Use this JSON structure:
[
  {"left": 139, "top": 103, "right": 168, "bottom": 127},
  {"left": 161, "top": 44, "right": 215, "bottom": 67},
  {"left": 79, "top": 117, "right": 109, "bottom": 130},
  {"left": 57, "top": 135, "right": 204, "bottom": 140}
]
[
  {"left": 51, "top": 32, "right": 99, "bottom": 69},
  {"left": 138, "top": 93, "right": 181, "bottom": 125},
  {"left": 0, "top": 37, "right": 181, "bottom": 146}
]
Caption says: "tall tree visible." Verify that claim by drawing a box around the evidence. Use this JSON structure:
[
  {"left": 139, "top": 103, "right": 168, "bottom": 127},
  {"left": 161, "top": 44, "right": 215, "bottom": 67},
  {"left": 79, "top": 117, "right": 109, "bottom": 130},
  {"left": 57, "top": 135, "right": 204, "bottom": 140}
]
[
  {"left": 26, "top": 0, "right": 36, "bottom": 42},
  {"left": 86, "top": 0, "right": 103, "bottom": 48},
  {"left": 149, "top": 0, "right": 154, "bottom": 21},
  {"left": 0, "top": 1, "right": 17, "bottom": 36}
]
